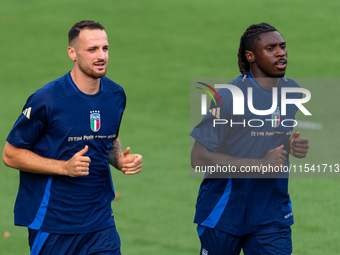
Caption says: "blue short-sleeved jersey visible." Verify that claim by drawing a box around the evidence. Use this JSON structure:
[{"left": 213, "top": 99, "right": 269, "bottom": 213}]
[
  {"left": 7, "top": 72, "right": 126, "bottom": 234},
  {"left": 190, "top": 74, "right": 301, "bottom": 236}
]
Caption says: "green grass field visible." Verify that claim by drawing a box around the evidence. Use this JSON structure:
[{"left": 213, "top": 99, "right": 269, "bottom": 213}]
[{"left": 0, "top": 1, "right": 340, "bottom": 254}]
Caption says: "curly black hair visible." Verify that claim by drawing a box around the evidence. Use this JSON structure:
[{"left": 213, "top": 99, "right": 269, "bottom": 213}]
[{"left": 238, "top": 23, "right": 278, "bottom": 75}]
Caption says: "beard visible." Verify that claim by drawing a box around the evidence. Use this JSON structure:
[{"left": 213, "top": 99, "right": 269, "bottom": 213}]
[{"left": 77, "top": 59, "right": 107, "bottom": 79}]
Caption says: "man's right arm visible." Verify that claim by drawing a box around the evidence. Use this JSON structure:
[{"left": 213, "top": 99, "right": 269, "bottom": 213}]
[
  {"left": 191, "top": 140, "right": 287, "bottom": 171},
  {"left": 2, "top": 142, "right": 91, "bottom": 177}
]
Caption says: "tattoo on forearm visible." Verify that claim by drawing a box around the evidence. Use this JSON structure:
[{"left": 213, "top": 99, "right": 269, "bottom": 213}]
[{"left": 109, "top": 139, "right": 122, "bottom": 169}]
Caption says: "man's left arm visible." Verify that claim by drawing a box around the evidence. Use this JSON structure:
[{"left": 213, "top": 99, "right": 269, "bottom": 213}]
[
  {"left": 109, "top": 138, "right": 142, "bottom": 175},
  {"left": 289, "top": 131, "right": 309, "bottom": 158}
]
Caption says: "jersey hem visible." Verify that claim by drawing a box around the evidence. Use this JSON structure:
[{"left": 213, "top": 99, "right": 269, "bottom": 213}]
[
  {"left": 195, "top": 220, "right": 294, "bottom": 236},
  {"left": 20, "top": 221, "right": 116, "bottom": 235},
  {"left": 190, "top": 132, "right": 218, "bottom": 152},
  {"left": 6, "top": 137, "right": 31, "bottom": 150}
]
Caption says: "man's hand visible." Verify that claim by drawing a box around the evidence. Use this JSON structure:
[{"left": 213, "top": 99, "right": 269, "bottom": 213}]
[
  {"left": 118, "top": 147, "right": 142, "bottom": 175},
  {"left": 289, "top": 132, "right": 309, "bottom": 158},
  {"left": 261, "top": 145, "right": 287, "bottom": 167},
  {"left": 64, "top": 146, "right": 91, "bottom": 177}
]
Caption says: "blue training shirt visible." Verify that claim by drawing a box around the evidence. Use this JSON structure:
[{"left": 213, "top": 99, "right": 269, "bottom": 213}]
[
  {"left": 190, "top": 74, "right": 301, "bottom": 236},
  {"left": 7, "top": 72, "right": 126, "bottom": 234}
]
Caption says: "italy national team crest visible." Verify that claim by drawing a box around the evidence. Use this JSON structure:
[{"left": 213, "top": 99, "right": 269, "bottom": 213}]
[
  {"left": 271, "top": 107, "right": 280, "bottom": 128},
  {"left": 90, "top": 111, "right": 101, "bottom": 132}
]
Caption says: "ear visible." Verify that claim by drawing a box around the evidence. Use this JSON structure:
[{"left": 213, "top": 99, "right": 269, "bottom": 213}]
[
  {"left": 245, "top": 50, "right": 255, "bottom": 63},
  {"left": 68, "top": 46, "right": 76, "bottom": 62}
]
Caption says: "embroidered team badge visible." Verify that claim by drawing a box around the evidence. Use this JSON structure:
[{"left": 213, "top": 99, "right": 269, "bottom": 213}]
[
  {"left": 271, "top": 107, "right": 280, "bottom": 128},
  {"left": 202, "top": 248, "right": 208, "bottom": 255},
  {"left": 90, "top": 111, "right": 101, "bottom": 132}
]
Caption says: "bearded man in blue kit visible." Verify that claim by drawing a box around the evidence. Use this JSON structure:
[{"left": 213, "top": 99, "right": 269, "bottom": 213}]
[{"left": 3, "top": 20, "right": 142, "bottom": 255}]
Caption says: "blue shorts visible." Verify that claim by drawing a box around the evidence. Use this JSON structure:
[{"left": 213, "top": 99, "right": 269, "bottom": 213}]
[
  {"left": 197, "top": 225, "right": 292, "bottom": 255},
  {"left": 28, "top": 225, "right": 121, "bottom": 255}
]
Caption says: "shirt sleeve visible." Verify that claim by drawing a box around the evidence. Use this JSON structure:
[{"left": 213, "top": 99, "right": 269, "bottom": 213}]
[
  {"left": 6, "top": 91, "right": 48, "bottom": 149},
  {"left": 190, "top": 91, "right": 233, "bottom": 152}
]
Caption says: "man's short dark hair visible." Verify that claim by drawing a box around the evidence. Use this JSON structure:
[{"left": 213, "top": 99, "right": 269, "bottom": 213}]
[
  {"left": 68, "top": 20, "right": 105, "bottom": 46},
  {"left": 237, "top": 23, "right": 279, "bottom": 75}
]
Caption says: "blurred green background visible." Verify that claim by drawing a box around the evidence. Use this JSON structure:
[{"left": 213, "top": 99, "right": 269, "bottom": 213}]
[{"left": 0, "top": 0, "right": 339, "bottom": 254}]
